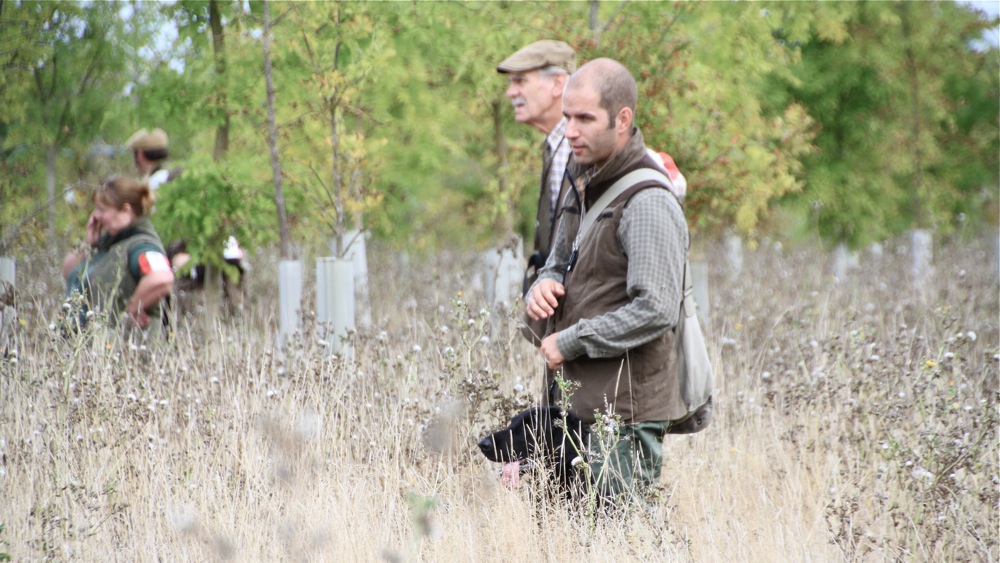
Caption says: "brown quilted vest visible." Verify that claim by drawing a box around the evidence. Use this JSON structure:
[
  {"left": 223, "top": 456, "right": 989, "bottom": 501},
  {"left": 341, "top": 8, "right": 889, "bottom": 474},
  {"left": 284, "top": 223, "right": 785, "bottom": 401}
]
[{"left": 553, "top": 134, "right": 688, "bottom": 425}]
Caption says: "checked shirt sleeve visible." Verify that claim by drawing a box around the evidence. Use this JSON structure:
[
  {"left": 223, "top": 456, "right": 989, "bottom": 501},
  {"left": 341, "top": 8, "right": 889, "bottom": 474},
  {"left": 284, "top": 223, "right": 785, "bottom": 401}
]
[
  {"left": 534, "top": 195, "right": 576, "bottom": 286},
  {"left": 556, "top": 189, "right": 687, "bottom": 361}
]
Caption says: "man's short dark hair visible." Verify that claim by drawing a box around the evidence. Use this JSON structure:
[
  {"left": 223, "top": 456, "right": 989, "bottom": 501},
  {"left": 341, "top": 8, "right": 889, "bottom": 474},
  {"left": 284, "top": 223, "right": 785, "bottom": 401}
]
[
  {"left": 596, "top": 64, "right": 637, "bottom": 129},
  {"left": 567, "top": 59, "right": 638, "bottom": 129}
]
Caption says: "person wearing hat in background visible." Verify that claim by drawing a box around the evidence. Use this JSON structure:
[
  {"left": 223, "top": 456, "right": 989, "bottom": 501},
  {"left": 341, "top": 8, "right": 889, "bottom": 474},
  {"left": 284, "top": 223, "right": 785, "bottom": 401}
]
[
  {"left": 126, "top": 127, "right": 245, "bottom": 316},
  {"left": 126, "top": 127, "right": 206, "bottom": 320},
  {"left": 497, "top": 40, "right": 577, "bottom": 301},
  {"left": 496, "top": 39, "right": 576, "bottom": 490},
  {"left": 126, "top": 128, "right": 180, "bottom": 191}
]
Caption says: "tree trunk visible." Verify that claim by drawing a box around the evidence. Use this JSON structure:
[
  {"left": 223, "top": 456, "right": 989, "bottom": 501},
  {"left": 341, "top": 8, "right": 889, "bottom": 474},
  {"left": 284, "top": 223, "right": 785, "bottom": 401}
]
[
  {"left": 899, "top": 4, "right": 925, "bottom": 228},
  {"left": 588, "top": 0, "right": 629, "bottom": 46},
  {"left": 46, "top": 144, "right": 56, "bottom": 246},
  {"left": 589, "top": 0, "right": 600, "bottom": 36},
  {"left": 329, "top": 4, "right": 345, "bottom": 258},
  {"left": 351, "top": 115, "right": 364, "bottom": 230},
  {"left": 491, "top": 99, "right": 512, "bottom": 238},
  {"left": 209, "top": 0, "right": 229, "bottom": 161},
  {"left": 329, "top": 106, "right": 344, "bottom": 256},
  {"left": 262, "top": 0, "right": 290, "bottom": 260}
]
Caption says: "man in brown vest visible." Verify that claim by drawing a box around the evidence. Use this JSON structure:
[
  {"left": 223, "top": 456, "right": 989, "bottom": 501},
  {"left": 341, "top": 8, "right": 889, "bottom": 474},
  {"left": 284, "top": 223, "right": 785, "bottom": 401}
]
[
  {"left": 525, "top": 58, "right": 689, "bottom": 503},
  {"left": 496, "top": 40, "right": 576, "bottom": 300}
]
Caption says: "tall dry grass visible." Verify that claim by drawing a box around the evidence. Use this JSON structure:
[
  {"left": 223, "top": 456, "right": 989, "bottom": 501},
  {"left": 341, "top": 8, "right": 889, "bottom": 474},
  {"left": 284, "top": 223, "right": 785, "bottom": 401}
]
[{"left": 0, "top": 236, "right": 996, "bottom": 562}]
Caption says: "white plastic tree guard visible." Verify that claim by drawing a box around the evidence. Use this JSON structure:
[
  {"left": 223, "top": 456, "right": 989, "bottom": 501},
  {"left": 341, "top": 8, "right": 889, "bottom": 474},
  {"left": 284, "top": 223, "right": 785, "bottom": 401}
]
[
  {"left": 993, "top": 231, "right": 1000, "bottom": 285},
  {"left": 278, "top": 260, "right": 303, "bottom": 347},
  {"left": 0, "top": 256, "right": 14, "bottom": 337},
  {"left": 481, "top": 252, "right": 497, "bottom": 305},
  {"left": 341, "top": 230, "right": 371, "bottom": 330},
  {"left": 316, "top": 257, "right": 355, "bottom": 358},
  {"left": 832, "top": 243, "right": 859, "bottom": 281},
  {"left": 482, "top": 242, "right": 524, "bottom": 307},
  {"left": 868, "top": 242, "right": 884, "bottom": 261},
  {"left": 724, "top": 233, "right": 743, "bottom": 277},
  {"left": 0, "top": 257, "right": 13, "bottom": 287},
  {"left": 910, "top": 229, "right": 933, "bottom": 289}
]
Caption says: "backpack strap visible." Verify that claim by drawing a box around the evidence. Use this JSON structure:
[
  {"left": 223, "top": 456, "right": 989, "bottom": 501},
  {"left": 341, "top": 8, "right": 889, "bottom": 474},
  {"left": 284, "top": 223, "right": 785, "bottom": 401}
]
[
  {"left": 572, "top": 167, "right": 674, "bottom": 254},
  {"left": 571, "top": 167, "right": 695, "bottom": 320},
  {"left": 682, "top": 259, "right": 697, "bottom": 318}
]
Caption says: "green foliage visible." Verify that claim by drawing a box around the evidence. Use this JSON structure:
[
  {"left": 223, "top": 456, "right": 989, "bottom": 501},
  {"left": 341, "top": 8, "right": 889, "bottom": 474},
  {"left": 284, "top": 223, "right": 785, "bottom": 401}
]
[
  {"left": 268, "top": 1, "right": 396, "bottom": 256},
  {"left": 0, "top": 0, "right": 131, "bottom": 248},
  {"left": 0, "top": 0, "right": 996, "bottom": 255},
  {"left": 594, "top": 2, "right": 816, "bottom": 239},
  {"left": 152, "top": 160, "right": 276, "bottom": 274},
  {"left": 771, "top": 2, "right": 999, "bottom": 247}
]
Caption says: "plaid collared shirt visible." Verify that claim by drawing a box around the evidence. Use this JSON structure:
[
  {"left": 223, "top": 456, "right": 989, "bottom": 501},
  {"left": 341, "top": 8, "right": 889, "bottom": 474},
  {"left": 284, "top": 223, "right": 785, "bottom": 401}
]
[
  {"left": 546, "top": 118, "right": 571, "bottom": 212},
  {"left": 548, "top": 189, "right": 687, "bottom": 361},
  {"left": 534, "top": 131, "right": 688, "bottom": 361}
]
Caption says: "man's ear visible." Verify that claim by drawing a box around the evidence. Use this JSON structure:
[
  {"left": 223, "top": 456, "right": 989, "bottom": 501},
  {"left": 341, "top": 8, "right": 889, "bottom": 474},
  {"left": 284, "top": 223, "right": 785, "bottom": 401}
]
[
  {"left": 616, "top": 106, "right": 633, "bottom": 133},
  {"left": 552, "top": 73, "right": 568, "bottom": 98}
]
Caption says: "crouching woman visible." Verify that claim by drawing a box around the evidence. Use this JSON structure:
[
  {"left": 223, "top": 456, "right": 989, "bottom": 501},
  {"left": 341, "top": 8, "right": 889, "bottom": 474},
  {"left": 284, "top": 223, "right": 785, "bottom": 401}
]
[{"left": 62, "top": 177, "right": 174, "bottom": 332}]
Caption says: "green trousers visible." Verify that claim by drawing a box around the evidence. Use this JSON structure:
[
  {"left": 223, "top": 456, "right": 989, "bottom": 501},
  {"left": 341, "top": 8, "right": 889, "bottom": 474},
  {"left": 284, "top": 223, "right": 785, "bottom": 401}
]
[{"left": 585, "top": 421, "right": 669, "bottom": 503}]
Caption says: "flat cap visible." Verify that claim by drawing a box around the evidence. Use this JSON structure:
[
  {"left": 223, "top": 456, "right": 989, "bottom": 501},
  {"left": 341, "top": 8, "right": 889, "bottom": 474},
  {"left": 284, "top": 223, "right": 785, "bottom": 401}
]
[
  {"left": 126, "top": 128, "right": 168, "bottom": 152},
  {"left": 497, "top": 40, "right": 576, "bottom": 74}
]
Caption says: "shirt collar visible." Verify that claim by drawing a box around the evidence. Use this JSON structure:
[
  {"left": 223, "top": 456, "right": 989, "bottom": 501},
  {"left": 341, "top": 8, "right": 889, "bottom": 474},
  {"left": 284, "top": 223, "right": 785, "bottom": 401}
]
[{"left": 546, "top": 117, "right": 568, "bottom": 151}]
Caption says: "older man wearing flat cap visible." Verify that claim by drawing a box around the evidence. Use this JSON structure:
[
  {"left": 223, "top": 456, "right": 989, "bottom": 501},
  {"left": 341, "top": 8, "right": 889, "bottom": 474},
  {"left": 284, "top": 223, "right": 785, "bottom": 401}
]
[
  {"left": 126, "top": 127, "right": 174, "bottom": 191},
  {"left": 497, "top": 39, "right": 576, "bottom": 302},
  {"left": 496, "top": 39, "right": 576, "bottom": 489}
]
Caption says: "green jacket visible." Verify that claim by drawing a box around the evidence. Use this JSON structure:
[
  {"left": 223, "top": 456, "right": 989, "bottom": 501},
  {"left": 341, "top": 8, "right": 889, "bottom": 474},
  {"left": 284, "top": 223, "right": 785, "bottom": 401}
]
[{"left": 66, "top": 217, "right": 166, "bottom": 327}]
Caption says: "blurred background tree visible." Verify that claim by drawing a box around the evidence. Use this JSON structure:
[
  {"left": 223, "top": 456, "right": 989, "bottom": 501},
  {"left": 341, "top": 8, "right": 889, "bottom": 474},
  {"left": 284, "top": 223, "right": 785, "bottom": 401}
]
[
  {"left": 768, "top": 1, "right": 1000, "bottom": 248},
  {"left": 1, "top": 0, "right": 130, "bottom": 251},
  {"left": 0, "top": 0, "right": 996, "bottom": 258}
]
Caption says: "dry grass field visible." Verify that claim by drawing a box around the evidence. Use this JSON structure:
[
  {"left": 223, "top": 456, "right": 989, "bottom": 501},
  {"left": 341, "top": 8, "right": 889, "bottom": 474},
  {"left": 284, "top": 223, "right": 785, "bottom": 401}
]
[{"left": 1, "top": 237, "right": 997, "bottom": 562}]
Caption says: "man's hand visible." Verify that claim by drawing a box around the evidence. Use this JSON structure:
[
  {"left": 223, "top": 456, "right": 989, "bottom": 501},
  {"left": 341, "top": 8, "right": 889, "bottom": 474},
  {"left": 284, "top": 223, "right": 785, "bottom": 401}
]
[
  {"left": 125, "top": 310, "right": 151, "bottom": 329},
  {"left": 526, "top": 279, "right": 565, "bottom": 321},
  {"left": 540, "top": 333, "right": 565, "bottom": 370}
]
